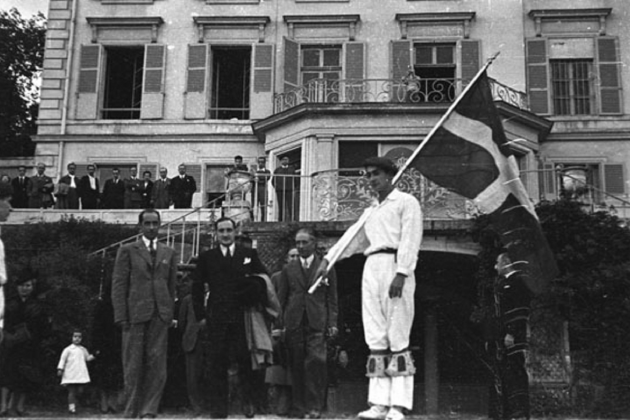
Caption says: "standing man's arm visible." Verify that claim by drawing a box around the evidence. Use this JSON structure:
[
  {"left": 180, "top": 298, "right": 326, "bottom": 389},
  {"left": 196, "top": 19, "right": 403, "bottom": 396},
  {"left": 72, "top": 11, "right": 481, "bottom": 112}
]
[
  {"left": 168, "top": 248, "right": 178, "bottom": 302},
  {"left": 111, "top": 246, "right": 131, "bottom": 327},
  {"left": 191, "top": 257, "right": 207, "bottom": 322},
  {"left": 326, "top": 267, "right": 339, "bottom": 336},
  {"left": 389, "top": 197, "right": 423, "bottom": 298}
]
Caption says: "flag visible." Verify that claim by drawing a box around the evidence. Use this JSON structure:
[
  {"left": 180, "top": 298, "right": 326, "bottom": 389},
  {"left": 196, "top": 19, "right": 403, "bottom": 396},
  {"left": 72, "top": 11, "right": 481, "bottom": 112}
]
[{"left": 408, "top": 71, "right": 558, "bottom": 294}]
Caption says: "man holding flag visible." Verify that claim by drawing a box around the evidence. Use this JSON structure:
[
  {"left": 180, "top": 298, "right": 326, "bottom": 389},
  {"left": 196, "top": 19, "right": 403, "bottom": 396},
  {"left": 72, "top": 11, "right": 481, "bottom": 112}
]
[{"left": 316, "top": 157, "right": 422, "bottom": 420}]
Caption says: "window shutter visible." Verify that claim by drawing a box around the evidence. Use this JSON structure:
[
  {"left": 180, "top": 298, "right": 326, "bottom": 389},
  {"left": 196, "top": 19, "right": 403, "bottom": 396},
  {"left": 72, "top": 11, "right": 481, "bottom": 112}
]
[
  {"left": 76, "top": 44, "right": 102, "bottom": 120},
  {"left": 184, "top": 44, "right": 209, "bottom": 120},
  {"left": 538, "top": 162, "right": 557, "bottom": 201},
  {"left": 250, "top": 43, "right": 274, "bottom": 119},
  {"left": 283, "top": 37, "right": 300, "bottom": 93},
  {"left": 459, "top": 39, "right": 480, "bottom": 86},
  {"left": 139, "top": 163, "right": 159, "bottom": 180},
  {"left": 526, "top": 38, "right": 550, "bottom": 115},
  {"left": 185, "top": 164, "right": 202, "bottom": 193},
  {"left": 344, "top": 42, "right": 365, "bottom": 103},
  {"left": 140, "top": 44, "right": 166, "bottom": 120},
  {"left": 390, "top": 40, "right": 411, "bottom": 102},
  {"left": 597, "top": 37, "right": 623, "bottom": 115},
  {"left": 604, "top": 164, "right": 624, "bottom": 195}
]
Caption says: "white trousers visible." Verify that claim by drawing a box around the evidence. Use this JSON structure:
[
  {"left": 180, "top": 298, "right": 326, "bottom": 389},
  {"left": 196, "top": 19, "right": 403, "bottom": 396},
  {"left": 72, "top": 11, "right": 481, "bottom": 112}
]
[{"left": 362, "top": 254, "right": 415, "bottom": 410}]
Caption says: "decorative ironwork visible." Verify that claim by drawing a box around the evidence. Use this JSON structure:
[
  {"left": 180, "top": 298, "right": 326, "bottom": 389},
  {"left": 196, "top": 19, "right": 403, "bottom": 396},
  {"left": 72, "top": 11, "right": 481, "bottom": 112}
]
[
  {"left": 275, "top": 77, "right": 529, "bottom": 113},
  {"left": 311, "top": 167, "right": 474, "bottom": 222}
]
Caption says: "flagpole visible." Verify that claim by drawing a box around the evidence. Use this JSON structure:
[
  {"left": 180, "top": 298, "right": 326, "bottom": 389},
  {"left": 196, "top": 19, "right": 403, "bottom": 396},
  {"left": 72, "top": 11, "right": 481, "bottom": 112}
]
[
  {"left": 392, "top": 51, "right": 501, "bottom": 185},
  {"left": 308, "top": 52, "right": 501, "bottom": 294}
]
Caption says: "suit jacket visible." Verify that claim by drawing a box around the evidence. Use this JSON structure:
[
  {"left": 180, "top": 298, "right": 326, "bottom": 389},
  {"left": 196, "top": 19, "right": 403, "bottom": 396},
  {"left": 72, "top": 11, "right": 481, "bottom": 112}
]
[
  {"left": 278, "top": 255, "right": 338, "bottom": 333},
  {"left": 101, "top": 178, "right": 125, "bottom": 209},
  {"left": 272, "top": 166, "right": 298, "bottom": 192},
  {"left": 78, "top": 175, "right": 100, "bottom": 209},
  {"left": 28, "top": 174, "right": 54, "bottom": 208},
  {"left": 192, "top": 246, "right": 267, "bottom": 324},
  {"left": 10, "top": 176, "right": 31, "bottom": 208},
  {"left": 124, "top": 177, "right": 144, "bottom": 209},
  {"left": 111, "top": 241, "right": 178, "bottom": 325},
  {"left": 141, "top": 180, "right": 153, "bottom": 208},
  {"left": 151, "top": 178, "right": 171, "bottom": 209},
  {"left": 170, "top": 175, "right": 197, "bottom": 208}
]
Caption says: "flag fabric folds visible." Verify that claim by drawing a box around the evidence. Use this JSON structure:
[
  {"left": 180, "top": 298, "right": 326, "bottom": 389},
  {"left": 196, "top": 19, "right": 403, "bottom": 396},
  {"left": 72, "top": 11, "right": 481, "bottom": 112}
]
[{"left": 409, "top": 71, "right": 558, "bottom": 294}]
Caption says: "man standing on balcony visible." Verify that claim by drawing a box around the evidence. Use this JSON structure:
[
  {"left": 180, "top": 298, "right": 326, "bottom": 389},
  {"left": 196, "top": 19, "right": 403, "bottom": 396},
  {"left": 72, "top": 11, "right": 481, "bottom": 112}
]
[
  {"left": 101, "top": 168, "right": 125, "bottom": 209},
  {"left": 316, "top": 157, "right": 422, "bottom": 420},
  {"left": 273, "top": 156, "right": 299, "bottom": 222},
  {"left": 10, "top": 166, "right": 31, "bottom": 209},
  {"left": 57, "top": 162, "right": 80, "bottom": 209},
  {"left": 111, "top": 209, "right": 178, "bottom": 419},
  {"left": 124, "top": 167, "right": 144, "bottom": 210},
  {"left": 28, "top": 163, "right": 54, "bottom": 209},
  {"left": 170, "top": 164, "right": 196, "bottom": 209},
  {"left": 254, "top": 157, "right": 271, "bottom": 221},
  {"left": 79, "top": 164, "right": 100, "bottom": 209},
  {"left": 151, "top": 168, "right": 171, "bottom": 209}
]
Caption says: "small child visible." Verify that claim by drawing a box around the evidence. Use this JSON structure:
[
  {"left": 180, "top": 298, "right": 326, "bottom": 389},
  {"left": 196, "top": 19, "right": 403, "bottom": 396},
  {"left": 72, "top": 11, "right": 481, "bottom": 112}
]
[{"left": 57, "top": 330, "right": 96, "bottom": 414}]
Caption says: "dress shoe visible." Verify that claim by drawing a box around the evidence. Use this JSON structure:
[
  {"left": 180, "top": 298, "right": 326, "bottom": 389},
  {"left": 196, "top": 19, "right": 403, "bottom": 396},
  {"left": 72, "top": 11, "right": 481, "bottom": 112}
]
[
  {"left": 358, "top": 405, "right": 388, "bottom": 420},
  {"left": 385, "top": 407, "right": 405, "bottom": 420},
  {"left": 305, "top": 410, "right": 321, "bottom": 419}
]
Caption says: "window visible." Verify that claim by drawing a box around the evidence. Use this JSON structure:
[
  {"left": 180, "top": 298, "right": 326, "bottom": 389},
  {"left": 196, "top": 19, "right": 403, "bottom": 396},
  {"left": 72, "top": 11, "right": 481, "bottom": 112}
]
[
  {"left": 301, "top": 45, "right": 342, "bottom": 102},
  {"left": 539, "top": 161, "right": 625, "bottom": 203},
  {"left": 210, "top": 46, "right": 251, "bottom": 120},
  {"left": 102, "top": 47, "right": 144, "bottom": 119},
  {"left": 550, "top": 59, "right": 593, "bottom": 116},
  {"left": 413, "top": 43, "right": 456, "bottom": 102}
]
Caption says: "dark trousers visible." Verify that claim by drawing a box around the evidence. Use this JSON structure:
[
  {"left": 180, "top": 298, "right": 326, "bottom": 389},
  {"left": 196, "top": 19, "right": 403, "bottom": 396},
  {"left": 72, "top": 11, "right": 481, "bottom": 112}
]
[
  {"left": 121, "top": 315, "right": 169, "bottom": 418},
  {"left": 206, "top": 318, "right": 257, "bottom": 418},
  {"left": 286, "top": 322, "right": 327, "bottom": 415},
  {"left": 488, "top": 347, "right": 530, "bottom": 420},
  {"left": 276, "top": 191, "right": 299, "bottom": 222},
  {"left": 185, "top": 340, "right": 205, "bottom": 413}
]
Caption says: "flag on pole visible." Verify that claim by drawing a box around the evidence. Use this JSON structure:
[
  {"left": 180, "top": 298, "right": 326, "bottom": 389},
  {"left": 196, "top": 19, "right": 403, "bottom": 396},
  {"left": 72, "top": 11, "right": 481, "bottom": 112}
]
[{"left": 406, "top": 71, "right": 558, "bottom": 294}]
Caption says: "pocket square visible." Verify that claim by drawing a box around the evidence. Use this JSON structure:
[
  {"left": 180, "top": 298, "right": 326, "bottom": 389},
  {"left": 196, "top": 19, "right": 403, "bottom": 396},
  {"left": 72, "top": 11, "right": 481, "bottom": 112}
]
[{"left": 244, "top": 257, "right": 251, "bottom": 265}]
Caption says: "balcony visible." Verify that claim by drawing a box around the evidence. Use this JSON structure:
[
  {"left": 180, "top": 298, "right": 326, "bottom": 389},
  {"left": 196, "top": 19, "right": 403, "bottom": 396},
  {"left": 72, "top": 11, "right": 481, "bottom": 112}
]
[{"left": 274, "top": 77, "right": 529, "bottom": 114}]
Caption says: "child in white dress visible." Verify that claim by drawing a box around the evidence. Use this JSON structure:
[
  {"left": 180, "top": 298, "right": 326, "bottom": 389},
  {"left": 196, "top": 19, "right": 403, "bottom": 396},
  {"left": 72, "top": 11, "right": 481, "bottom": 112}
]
[{"left": 57, "top": 330, "right": 96, "bottom": 414}]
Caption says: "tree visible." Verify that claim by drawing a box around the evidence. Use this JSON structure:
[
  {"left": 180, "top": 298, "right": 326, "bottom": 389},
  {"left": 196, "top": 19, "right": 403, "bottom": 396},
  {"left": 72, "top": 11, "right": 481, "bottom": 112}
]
[{"left": 0, "top": 8, "right": 46, "bottom": 157}]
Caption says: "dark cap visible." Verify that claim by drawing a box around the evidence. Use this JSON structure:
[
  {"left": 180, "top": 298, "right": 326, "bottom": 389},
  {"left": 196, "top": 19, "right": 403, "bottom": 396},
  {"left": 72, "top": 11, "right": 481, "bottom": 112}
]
[{"left": 363, "top": 157, "right": 398, "bottom": 176}]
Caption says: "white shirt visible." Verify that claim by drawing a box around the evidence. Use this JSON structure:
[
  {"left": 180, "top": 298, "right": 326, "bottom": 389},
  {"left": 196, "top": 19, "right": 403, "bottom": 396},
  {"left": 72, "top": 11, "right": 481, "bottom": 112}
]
[
  {"left": 221, "top": 244, "right": 235, "bottom": 257},
  {"left": 69, "top": 175, "right": 76, "bottom": 188},
  {"left": 301, "top": 254, "right": 314, "bottom": 269},
  {"left": 142, "top": 236, "right": 156, "bottom": 252},
  {"left": 89, "top": 175, "right": 96, "bottom": 190},
  {"left": 325, "top": 188, "right": 422, "bottom": 277}
]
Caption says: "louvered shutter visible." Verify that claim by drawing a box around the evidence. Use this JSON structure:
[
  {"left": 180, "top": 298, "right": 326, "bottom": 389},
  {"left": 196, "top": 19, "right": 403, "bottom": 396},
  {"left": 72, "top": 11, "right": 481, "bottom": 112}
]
[
  {"left": 459, "top": 39, "right": 480, "bottom": 86},
  {"left": 76, "top": 45, "right": 102, "bottom": 120},
  {"left": 140, "top": 44, "right": 166, "bottom": 119},
  {"left": 344, "top": 42, "right": 365, "bottom": 103},
  {"left": 604, "top": 164, "right": 624, "bottom": 195},
  {"left": 390, "top": 40, "right": 412, "bottom": 102},
  {"left": 283, "top": 37, "right": 300, "bottom": 93},
  {"left": 538, "top": 162, "right": 557, "bottom": 201},
  {"left": 526, "top": 38, "right": 550, "bottom": 115},
  {"left": 139, "top": 163, "right": 159, "bottom": 180},
  {"left": 597, "top": 37, "right": 623, "bottom": 115},
  {"left": 250, "top": 43, "right": 274, "bottom": 119},
  {"left": 185, "top": 44, "right": 208, "bottom": 120},
  {"left": 186, "top": 164, "right": 202, "bottom": 192}
]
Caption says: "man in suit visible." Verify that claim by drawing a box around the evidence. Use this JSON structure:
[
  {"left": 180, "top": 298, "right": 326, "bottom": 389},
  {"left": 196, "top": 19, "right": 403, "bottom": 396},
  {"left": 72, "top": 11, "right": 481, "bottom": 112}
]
[
  {"left": 192, "top": 217, "right": 269, "bottom": 418},
  {"left": 151, "top": 168, "right": 171, "bottom": 209},
  {"left": 124, "top": 167, "right": 144, "bottom": 209},
  {"left": 272, "top": 156, "right": 299, "bottom": 222},
  {"left": 254, "top": 157, "right": 271, "bottom": 221},
  {"left": 10, "top": 166, "right": 30, "bottom": 208},
  {"left": 170, "top": 164, "right": 196, "bottom": 209},
  {"left": 101, "top": 168, "right": 125, "bottom": 209},
  {"left": 79, "top": 164, "right": 100, "bottom": 209},
  {"left": 57, "top": 162, "right": 80, "bottom": 209},
  {"left": 28, "top": 162, "right": 54, "bottom": 209},
  {"left": 141, "top": 171, "right": 154, "bottom": 208},
  {"left": 278, "top": 228, "right": 338, "bottom": 418},
  {"left": 111, "top": 209, "right": 178, "bottom": 419}
]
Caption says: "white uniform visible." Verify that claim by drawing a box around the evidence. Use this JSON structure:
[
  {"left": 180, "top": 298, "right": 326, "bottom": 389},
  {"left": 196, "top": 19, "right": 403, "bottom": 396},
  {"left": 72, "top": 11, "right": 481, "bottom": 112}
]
[
  {"left": 58, "top": 344, "right": 94, "bottom": 385},
  {"left": 326, "top": 188, "right": 422, "bottom": 409}
]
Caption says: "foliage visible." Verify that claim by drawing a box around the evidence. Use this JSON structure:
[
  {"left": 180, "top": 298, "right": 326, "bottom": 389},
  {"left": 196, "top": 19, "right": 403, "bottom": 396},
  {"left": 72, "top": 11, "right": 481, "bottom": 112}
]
[
  {"left": 473, "top": 199, "right": 630, "bottom": 417},
  {"left": 0, "top": 8, "right": 46, "bottom": 157},
  {"left": 1, "top": 219, "right": 135, "bottom": 403}
]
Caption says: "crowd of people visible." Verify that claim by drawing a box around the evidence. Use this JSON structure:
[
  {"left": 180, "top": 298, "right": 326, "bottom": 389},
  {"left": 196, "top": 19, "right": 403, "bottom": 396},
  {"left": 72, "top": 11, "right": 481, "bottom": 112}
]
[
  {"left": 0, "top": 162, "right": 198, "bottom": 211},
  {"left": 0, "top": 157, "right": 532, "bottom": 420}
]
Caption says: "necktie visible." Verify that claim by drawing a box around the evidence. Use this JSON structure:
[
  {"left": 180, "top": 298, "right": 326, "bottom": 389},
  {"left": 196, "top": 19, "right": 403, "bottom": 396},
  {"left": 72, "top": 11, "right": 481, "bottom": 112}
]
[
  {"left": 150, "top": 240, "right": 157, "bottom": 265},
  {"left": 302, "top": 258, "right": 309, "bottom": 270}
]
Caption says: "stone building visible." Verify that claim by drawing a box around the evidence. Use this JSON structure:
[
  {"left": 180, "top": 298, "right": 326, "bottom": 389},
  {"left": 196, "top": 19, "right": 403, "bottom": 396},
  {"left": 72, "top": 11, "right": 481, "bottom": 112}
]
[{"left": 8, "top": 0, "right": 630, "bottom": 415}]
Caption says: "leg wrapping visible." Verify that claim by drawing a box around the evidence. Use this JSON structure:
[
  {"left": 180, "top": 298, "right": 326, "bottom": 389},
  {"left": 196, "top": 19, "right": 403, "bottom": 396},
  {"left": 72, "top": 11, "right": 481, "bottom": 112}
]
[
  {"left": 385, "top": 349, "right": 416, "bottom": 377},
  {"left": 365, "top": 351, "right": 390, "bottom": 378}
]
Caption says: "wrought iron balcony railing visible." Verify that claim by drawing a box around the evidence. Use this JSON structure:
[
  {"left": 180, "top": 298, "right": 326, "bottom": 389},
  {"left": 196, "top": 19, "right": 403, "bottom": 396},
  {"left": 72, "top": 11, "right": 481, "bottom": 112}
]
[{"left": 273, "top": 77, "right": 528, "bottom": 114}]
